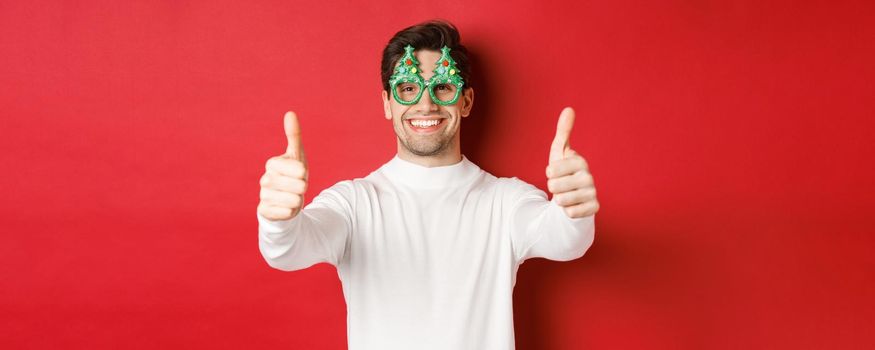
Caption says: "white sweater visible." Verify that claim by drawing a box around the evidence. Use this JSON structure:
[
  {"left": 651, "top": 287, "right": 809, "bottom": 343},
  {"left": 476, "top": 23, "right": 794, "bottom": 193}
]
[{"left": 257, "top": 155, "right": 595, "bottom": 350}]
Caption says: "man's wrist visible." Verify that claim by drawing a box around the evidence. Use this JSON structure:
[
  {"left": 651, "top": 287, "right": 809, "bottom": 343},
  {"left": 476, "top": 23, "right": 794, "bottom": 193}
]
[{"left": 257, "top": 212, "right": 296, "bottom": 234}]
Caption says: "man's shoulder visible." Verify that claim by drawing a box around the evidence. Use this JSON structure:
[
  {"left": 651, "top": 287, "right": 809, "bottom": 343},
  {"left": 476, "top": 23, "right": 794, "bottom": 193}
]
[
  {"left": 491, "top": 175, "right": 540, "bottom": 193},
  {"left": 318, "top": 166, "right": 387, "bottom": 193},
  {"left": 321, "top": 175, "right": 377, "bottom": 192},
  {"left": 467, "top": 166, "right": 543, "bottom": 199},
  {"left": 323, "top": 159, "right": 540, "bottom": 193}
]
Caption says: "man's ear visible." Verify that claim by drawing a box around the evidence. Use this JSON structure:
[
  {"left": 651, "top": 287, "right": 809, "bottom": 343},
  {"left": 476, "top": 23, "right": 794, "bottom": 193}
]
[
  {"left": 460, "top": 87, "right": 474, "bottom": 118},
  {"left": 382, "top": 90, "right": 392, "bottom": 120}
]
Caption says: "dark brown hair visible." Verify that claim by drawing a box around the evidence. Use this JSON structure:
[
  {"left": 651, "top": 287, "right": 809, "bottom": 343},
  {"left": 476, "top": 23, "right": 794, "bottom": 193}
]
[{"left": 380, "top": 20, "right": 473, "bottom": 92}]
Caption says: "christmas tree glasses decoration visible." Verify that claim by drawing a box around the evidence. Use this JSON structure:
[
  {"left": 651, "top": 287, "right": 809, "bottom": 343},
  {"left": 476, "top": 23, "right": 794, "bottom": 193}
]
[
  {"left": 428, "top": 46, "right": 465, "bottom": 105},
  {"left": 389, "top": 45, "right": 465, "bottom": 106},
  {"left": 390, "top": 45, "right": 425, "bottom": 105}
]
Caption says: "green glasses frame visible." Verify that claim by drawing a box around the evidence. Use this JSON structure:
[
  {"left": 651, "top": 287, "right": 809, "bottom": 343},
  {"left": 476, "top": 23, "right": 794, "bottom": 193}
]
[{"left": 389, "top": 45, "right": 465, "bottom": 106}]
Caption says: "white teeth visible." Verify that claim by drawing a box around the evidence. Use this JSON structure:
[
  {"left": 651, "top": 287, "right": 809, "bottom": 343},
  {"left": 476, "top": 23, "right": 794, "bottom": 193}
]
[{"left": 410, "top": 119, "right": 441, "bottom": 128}]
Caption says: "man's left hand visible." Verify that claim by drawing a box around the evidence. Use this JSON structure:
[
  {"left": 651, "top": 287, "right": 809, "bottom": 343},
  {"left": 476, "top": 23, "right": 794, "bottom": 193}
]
[{"left": 546, "top": 107, "right": 600, "bottom": 219}]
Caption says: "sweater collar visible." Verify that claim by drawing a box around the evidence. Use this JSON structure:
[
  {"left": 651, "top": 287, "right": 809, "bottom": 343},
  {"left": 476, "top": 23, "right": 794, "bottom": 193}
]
[{"left": 379, "top": 154, "right": 482, "bottom": 189}]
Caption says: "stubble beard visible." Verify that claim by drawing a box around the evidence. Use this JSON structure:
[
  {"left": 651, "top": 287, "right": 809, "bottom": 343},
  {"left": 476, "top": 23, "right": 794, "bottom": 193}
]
[{"left": 394, "top": 112, "right": 456, "bottom": 157}]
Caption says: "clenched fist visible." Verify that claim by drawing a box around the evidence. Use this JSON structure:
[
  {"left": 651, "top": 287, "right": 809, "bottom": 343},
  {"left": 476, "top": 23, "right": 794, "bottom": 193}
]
[
  {"left": 546, "top": 107, "right": 600, "bottom": 219},
  {"left": 258, "top": 111, "right": 309, "bottom": 221}
]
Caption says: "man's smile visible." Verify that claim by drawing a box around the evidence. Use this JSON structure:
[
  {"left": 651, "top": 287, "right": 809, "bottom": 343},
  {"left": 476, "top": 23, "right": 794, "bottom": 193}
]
[{"left": 406, "top": 117, "right": 446, "bottom": 134}]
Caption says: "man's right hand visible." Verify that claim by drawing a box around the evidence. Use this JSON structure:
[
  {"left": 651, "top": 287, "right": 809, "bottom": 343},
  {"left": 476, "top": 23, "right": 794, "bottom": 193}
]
[{"left": 258, "top": 111, "right": 309, "bottom": 221}]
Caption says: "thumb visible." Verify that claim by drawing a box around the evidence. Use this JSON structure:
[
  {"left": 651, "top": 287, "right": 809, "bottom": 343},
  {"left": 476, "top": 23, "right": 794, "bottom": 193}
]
[
  {"left": 283, "top": 111, "right": 303, "bottom": 159},
  {"left": 549, "top": 107, "right": 575, "bottom": 163}
]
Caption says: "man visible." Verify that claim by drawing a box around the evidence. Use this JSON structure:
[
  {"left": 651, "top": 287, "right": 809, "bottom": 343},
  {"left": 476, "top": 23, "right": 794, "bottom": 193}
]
[{"left": 257, "top": 20, "right": 599, "bottom": 350}]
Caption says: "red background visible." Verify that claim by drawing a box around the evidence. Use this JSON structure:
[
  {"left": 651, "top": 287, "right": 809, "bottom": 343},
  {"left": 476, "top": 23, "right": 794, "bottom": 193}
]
[{"left": 2, "top": 0, "right": 873, "bottom": 349}]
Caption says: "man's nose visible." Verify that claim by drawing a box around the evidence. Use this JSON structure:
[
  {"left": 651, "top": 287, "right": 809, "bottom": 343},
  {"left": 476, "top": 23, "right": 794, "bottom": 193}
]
[{"left": 415, "top": 89, "right": 439, "bottom": 111}]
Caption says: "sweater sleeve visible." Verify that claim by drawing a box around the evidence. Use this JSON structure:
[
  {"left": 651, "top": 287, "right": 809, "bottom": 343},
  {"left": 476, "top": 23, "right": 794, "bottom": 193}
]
[
  {"left": 257, "top": 180, "right": 355, "bottom": 270},
  {"left": 507, "top": 178, "right": 595, "bottom": 263}
]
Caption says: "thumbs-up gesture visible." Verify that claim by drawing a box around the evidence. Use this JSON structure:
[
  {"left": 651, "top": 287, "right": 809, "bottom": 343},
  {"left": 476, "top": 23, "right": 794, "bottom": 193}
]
[
  {"left": 258, "top": 111, "right": 309, "bottom": 221},
  {"left": 546, "top": 107, "right": 600, "bottom": 219}
]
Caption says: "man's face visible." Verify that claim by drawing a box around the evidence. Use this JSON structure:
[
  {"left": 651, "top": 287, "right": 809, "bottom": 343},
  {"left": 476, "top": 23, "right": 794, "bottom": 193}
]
[{"left": 383, "top": 49, "right": 473, "bottom": 158}]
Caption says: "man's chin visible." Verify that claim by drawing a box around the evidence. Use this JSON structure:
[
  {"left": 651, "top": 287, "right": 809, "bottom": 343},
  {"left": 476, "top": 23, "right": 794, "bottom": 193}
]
[
  {"left": 406, "top": 145, "right": 443, "bottom": 157},
  {"left": 401, "top": 138, "right": 448, "bottom": 157}
]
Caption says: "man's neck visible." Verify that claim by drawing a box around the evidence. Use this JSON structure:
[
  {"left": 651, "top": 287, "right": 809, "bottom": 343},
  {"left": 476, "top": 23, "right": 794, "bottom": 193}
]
[{"left": 396, "top": 144, "right": 462, "bottom": 168}]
